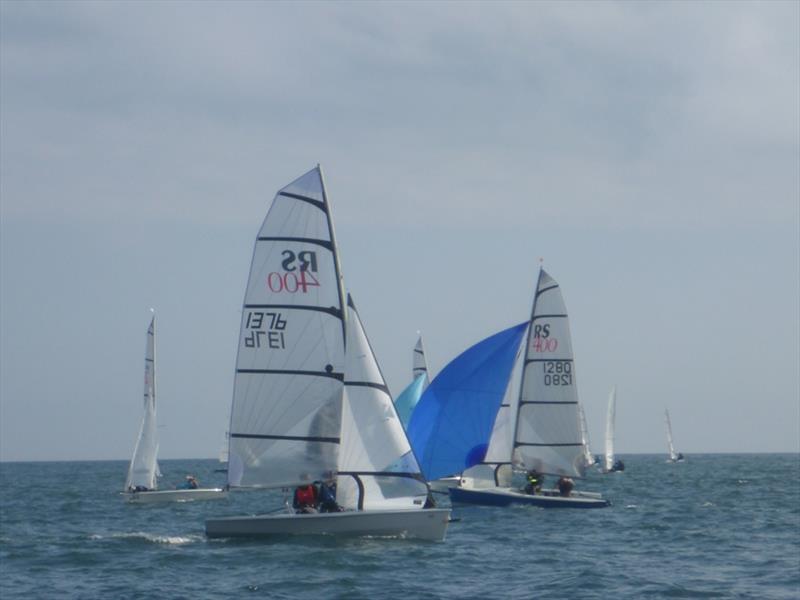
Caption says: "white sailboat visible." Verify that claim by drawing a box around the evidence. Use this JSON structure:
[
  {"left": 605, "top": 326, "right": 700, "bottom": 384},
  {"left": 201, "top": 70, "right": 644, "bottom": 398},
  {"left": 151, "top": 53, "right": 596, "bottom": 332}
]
[
  {"left": 411, "top": 268, "right": 609, "bottom": 508},
  {"left": 125, "top": 315, "right": 227, "bottom": 503},
  {"left": 600, "top": 386, "right": 624, "bottom": 473},
  {"left": 578, "top": 403, "right": 596, "bottom": 468},
  {"left": 665, "top": 409, "right": 684, "bottom": 463},
  {"left": 205, "top": 166, "right": 449, "bottom": 540}
]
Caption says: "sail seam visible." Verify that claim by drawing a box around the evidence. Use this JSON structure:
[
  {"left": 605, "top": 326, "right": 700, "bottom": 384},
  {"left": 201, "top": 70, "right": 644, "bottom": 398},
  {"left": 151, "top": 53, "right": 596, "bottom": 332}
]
[{"left": 531, "top": 314, "right": 568, "bottom": 320}]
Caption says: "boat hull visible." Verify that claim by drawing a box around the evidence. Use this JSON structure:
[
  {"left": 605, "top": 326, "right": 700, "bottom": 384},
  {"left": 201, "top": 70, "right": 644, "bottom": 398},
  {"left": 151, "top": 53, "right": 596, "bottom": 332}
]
[
  {"left": 126, "top": 488, "right": 228, "bottom": 504},
  {"left": 449, "top": 486, "right": 610, "bottom": 509},
  {"left": 428, "top": 476, "right": 462, "bottom": 494},
  {"left": 205, "top": 507, "right": 451, "bottom": 541}
]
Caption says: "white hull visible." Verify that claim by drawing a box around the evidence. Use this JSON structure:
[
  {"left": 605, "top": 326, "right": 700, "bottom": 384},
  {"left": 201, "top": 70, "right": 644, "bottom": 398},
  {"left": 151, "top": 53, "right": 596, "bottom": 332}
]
[
  {"left": 126, "top": 488, "right": 228, "bottom": 504},
  {"left": 206, "top": 507, "right": 451, "bottom": 541}
]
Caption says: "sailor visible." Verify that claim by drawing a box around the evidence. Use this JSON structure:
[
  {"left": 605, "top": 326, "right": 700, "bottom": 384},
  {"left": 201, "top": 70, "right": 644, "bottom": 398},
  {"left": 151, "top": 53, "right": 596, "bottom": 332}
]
[
  {"left": 292, "top": 483, "right": 319, "bottom": 513},
  {"left": 557, "top": 476, "right": 575, "bottom": 497},
  {"left": 179, "top": 475, "right": 199, "bottom": 489},
  {"left": 318, "top": 480, "right": 341, "bottom": 513},
  {"left": 524, "top": 469, "right": 543, "bottom": 495}
]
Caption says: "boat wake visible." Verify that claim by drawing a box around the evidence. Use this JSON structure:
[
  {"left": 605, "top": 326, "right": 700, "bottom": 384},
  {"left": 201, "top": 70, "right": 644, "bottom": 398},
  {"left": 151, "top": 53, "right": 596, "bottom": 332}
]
[{"left": 89, "top": 531, "right": 201, "bottom": 545}]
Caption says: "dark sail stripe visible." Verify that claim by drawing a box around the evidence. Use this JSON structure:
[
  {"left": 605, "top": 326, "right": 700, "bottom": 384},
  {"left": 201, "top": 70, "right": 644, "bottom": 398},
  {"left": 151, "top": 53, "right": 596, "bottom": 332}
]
[
  {"left": 237, "top": 368, "right": 343, "bottom": 381},
  {"left": 257, "top": 236, "right": 333, "bottom": 251},
  {"left": 536, "top": 283, "right": 559, "bottom": 297},
  {"left": 243, "top": 304, "right": 342, "bottom": 319},
  {"left": 532, "top": 314, "right": 568, "bottom": 320},
  {"left": 231, "top": 433, "right": 339, "bottom": 444},
  {"left": 515, "top": 442, "right": 583, "bottom": 447},
  {"left": 278, "top": 191, "right": 326, "bottom": 212},
  {"left": 344, "top": 381, "right": 391, "bottom": 395}
]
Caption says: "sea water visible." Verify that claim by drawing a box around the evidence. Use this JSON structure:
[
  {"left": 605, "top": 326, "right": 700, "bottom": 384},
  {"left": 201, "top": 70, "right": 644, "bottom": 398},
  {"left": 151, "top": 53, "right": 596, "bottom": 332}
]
[{"left": 1, "top": 454, "right": 798, "bottom": 599}]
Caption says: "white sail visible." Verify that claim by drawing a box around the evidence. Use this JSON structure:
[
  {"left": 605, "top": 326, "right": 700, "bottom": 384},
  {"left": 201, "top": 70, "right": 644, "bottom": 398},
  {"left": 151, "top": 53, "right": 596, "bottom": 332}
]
[
  {"left": 514, "top": 269, "right": 585, "bottom": 478},
  {"left": 125, "top": 315, "right": 159, "bottom": 491},
  {"left": 604, "top": 386, "right": 616, "bottom": 472},
  {"left": 336, "top": 296, "right": 428, "bottom": 511},
  {"left": 578, "top": 403, "right": 595, "bottom": 468},
  {"left": 665, "top": 409, "right": 678, "bottom": 461},
  {"left": 412, "top": 333, "right": 429, "bottom": 383},
  {"left": 227, "top": 166, "right": 347, "bottom": 489}
]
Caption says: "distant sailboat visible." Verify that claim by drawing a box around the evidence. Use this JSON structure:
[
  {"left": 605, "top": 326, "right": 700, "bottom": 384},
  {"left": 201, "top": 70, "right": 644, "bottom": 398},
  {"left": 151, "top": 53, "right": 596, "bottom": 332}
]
[
  {"left": 205, "top": 166, "right": 449, "bottom": 540},
  {"left": 124, "top": 314, "right": 227, "bottom": 503},
  {"left": 665, "top": 409, "right": 684, "bottom": 463},
  {"left": 578, "top": 403, "right": 596, "bottom": 468},
  {"left": 601, "top": 386, "right": 624, "bottom": 473},
  {"left": 394, "top": 334, "right": 429, "bottom": 428}
]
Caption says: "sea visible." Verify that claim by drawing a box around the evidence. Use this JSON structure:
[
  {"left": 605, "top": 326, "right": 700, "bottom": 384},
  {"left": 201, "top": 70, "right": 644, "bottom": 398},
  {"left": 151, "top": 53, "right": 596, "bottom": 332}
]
[{"left": 1, "top": 454, "right": 798, "bottom": 599}]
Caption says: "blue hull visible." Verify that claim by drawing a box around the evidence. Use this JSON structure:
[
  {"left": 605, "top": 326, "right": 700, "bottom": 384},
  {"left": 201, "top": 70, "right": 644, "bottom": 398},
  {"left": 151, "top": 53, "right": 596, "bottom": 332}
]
[{"left": 449, "top": 486, "right": 610, "bottom": 509}]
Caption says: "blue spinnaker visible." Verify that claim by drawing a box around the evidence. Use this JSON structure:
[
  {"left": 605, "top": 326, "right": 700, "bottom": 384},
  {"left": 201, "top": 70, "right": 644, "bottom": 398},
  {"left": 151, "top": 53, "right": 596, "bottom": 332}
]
[
  {"left": 394, "top": 373, "right": 427, "bottom": 428},
  {"left": 407, "top": 322, "right": 528, "bottom": 482}
]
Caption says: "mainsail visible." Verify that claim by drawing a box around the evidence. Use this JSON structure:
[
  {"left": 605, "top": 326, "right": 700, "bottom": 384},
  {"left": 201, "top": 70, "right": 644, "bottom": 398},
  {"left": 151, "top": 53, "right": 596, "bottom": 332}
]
[
  {"left": 604, "top": 386, "right": 617, "bottom": 472},
  {"left": 125, "top": 315, "right": 159, "bottom": 491},
  {"left": 336, "top": 296, "right": 428, "bottom": 510},
  {"left": 407, "top": 322, "right": 528, "bottom": 482},
  {"left": 513, "top": 269, "right": 586, "bottom": 478},
  {"left": 227, "top": 166, "right": 347, "bottom": 489}
]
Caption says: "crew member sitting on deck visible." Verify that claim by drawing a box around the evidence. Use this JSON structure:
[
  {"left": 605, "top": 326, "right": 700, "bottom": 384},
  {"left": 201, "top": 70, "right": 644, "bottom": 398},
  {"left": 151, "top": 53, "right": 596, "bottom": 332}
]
[
  {"left": 293, "top": 483, "right": 319, "bottom": 513},
  {"left": 557, "top": 476, "right": 575, "bottom": 497},
  {"left": 318, "top": 480, "right": 341, "bottom": 513},
  {"left": 179, "top": 475, "right": 199, "bottom": 489},
  {"left": 524, "top": 469, "right": 543, "bottom": 495}
]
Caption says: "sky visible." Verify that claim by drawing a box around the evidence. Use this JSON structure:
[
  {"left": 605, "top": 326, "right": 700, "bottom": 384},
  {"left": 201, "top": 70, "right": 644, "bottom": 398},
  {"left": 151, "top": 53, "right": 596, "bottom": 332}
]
[{"left": 1, "top": 1, "right": 798, "bottom": 462}]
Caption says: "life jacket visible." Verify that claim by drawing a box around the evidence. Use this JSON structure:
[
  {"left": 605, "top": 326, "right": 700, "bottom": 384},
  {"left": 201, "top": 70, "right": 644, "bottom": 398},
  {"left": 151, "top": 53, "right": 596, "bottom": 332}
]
[{"left": 295, "top": 485, "right": 317, "bottom": 506}]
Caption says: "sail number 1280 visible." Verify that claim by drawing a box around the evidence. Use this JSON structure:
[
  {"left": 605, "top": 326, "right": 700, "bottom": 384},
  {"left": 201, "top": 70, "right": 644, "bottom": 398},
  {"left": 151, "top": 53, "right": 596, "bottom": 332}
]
[{"left": 542, "top": 361, "right": 573, "bottom": 386}]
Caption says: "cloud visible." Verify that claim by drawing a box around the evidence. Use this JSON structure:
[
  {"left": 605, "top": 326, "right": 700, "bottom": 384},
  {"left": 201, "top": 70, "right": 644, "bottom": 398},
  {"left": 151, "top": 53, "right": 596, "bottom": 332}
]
[{"left": 1, "top": 1, "right": 797, "bottom": 231}]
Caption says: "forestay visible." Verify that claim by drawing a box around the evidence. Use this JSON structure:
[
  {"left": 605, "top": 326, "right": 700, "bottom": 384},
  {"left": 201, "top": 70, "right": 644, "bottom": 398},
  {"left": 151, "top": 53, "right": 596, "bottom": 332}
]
[
  {"left": 408, "top": 322, "right": 528, "bottom": 482},
  {"left": 227, "top": 167, "right": 347, "bottom": 489},
  {"left": 514, "top": 269, "right": 585, "bottom": 478},
  {"left": 336, "top": 296, "right": 428, "bottom": 510},
  {"left": 125, "top": 316, "right": 159, "bottom": 491}
]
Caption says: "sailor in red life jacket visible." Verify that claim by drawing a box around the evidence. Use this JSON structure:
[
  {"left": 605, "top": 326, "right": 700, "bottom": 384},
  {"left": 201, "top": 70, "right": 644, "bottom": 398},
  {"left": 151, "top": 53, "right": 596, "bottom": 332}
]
[{"left": 292, "top": 483, "right": 319, "bottom": 513}]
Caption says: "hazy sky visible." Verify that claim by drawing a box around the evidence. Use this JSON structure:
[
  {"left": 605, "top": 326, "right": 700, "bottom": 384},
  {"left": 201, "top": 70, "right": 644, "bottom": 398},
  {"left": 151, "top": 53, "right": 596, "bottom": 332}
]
[{"left": 1, "top": 1, "right": 798, "bottom": 462}]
